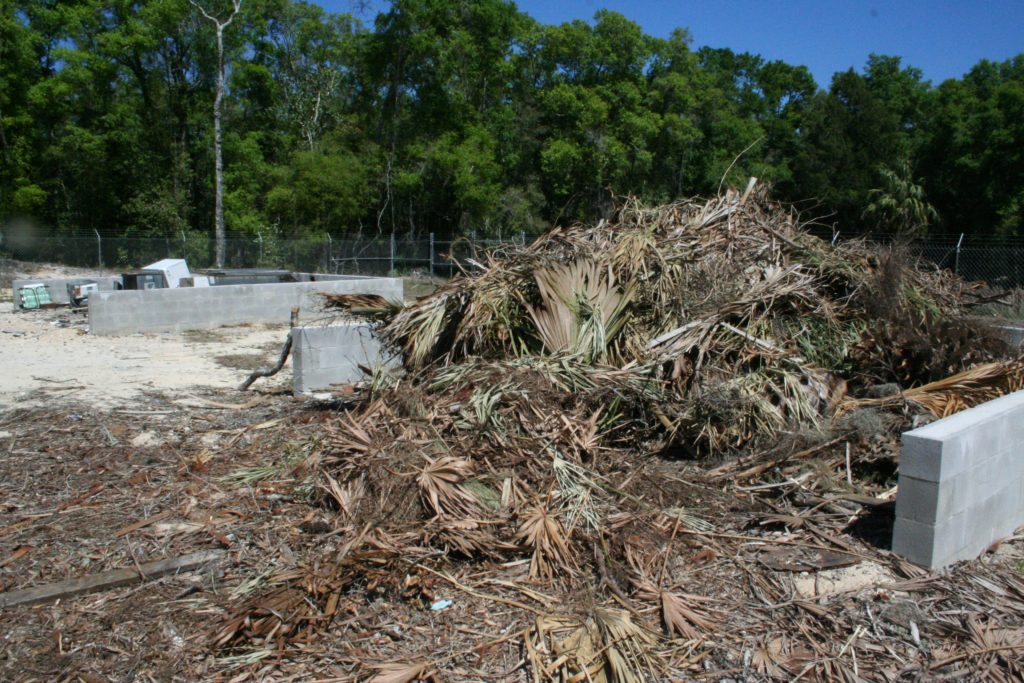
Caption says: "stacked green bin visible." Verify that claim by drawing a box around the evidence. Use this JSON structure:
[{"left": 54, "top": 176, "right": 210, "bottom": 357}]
[{"left": 18, "top": 284, "right": 52, "bottom": 309}]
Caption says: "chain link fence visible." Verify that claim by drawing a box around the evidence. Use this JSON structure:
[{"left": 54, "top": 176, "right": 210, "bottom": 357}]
[
  {"left": 809, "top": 230, "right": 1024, "bottom": 289},
  {"left": 909, "top": 237, "right": 1024, "bottom": 288},
  {"left": 2, "top": 228, "right": 1023, "bottom": 287},
  {"left": 0, "top": 231, "right": 538, "bottom": 278}
]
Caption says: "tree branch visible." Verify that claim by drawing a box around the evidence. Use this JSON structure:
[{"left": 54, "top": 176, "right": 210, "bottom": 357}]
[{"left": 188, "top": 0, "right": 242, "bottom": 29}]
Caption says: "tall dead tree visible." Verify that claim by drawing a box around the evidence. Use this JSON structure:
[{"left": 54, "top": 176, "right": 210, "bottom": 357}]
[{"left": 190, "top": 0, "right": 242, "bottom": 268}]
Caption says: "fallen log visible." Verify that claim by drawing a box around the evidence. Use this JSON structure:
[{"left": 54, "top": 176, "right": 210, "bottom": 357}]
[{"left": 0, "top": 549, "right": 225, "bottom": 609}]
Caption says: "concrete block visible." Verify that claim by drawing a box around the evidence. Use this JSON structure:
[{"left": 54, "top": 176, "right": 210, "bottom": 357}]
[
  {"left": 899, "top": 434, "right": 962, "bottom": 482},
  {"left": 900, "top": 393, "right": 1024, "bottom": 482},
  {"left": 891, "top": 517, "right": 937, "bottom": 567},
  {"left": 893, "top": 390, "right": 1024, "bottom": 569},
  {"left": 894, "top": 476, "right": 940, "bottom": 524},
  {"left": 999, "top": 326, "right": 1024, "bottom": 349},
  {"left": 292, "top": 322, "right": 401, "bottom": 393},
  {"left": 88, "top": 274, "right": 403, "bottom": 335}
]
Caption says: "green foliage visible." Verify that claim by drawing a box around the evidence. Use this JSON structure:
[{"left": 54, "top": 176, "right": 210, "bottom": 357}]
[
  {"left": 863, "top": 160, "right": 939, "bottom": 237},
  {"left": 266, "top": 136, "right": 378, "bottom": 235},
  {"left": 0, "top": 0, "right": 1021, "bottom": 244}
]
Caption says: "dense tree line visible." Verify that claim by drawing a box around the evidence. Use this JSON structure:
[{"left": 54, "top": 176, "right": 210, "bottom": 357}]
[{"left": 2, "top": 0, "right": 1022, "bottom": 248}]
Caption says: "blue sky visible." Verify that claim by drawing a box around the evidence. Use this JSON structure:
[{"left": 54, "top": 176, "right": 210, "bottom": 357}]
[{"left": 315, "top": 0, "right": 1024, "bottom": 88}]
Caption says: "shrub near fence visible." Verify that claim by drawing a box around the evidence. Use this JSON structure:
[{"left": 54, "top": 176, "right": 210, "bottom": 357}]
[{"left": 2, "top": 229, "right": 1022, "bottom": 286}]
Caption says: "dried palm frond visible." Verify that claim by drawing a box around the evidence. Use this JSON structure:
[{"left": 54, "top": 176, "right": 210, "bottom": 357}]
[
  {"left": 594, "top": 607, "right": 658, "bottom": 683},
  {"left": 840, "top": 358, "right": 1024, "bottom": 418},
  {"left": 527, "top": 259, "right": 636, "bottom": 362},
  {"left": 551, "top": 455, "right": 603, "bottom": 531},
  {"left": 416, "top": 456, "right": 479, "bottom": 518},
  {"left": 367, "top": 661, "right": 432, "bottom": 683},
  {"left": 530, "top": 610, "right": 657, "bottom": 683},
  {"left": 529, "top": 615, "right": 601, "bottom": 683},
  {"left": 634, "top": 580, "right": 720, "bottom": 640},
  {"left": 422, "top": 518, "right": 510, "bottom": 557},
  {"left": 318, "top": 473, "right": 365, "bottom": 519},
  {"left": 751, "top": 635, "right": 789, "bottom": 678},
  {"left": 328, "top": 409, "right": 378, "bottom": 457},
  {"left": 676, "top": 364, "right": 831, "bottom": 452},
  {"left": 387, "top": 291, "right": 461, "bottom": 368},
  {"left": 455, "top": 384, "right": 505, "bottom": 430},
  {"left": 515, "top": 503, "right": 576, "bottom": 579},
  {"left": 321, "top": 292, "right": 404, "bottom": 322}
]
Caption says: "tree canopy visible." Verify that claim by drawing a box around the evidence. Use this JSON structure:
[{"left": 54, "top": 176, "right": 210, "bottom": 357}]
[{"left": 1, "top": 0, "right": 1021, "bottom": 241}]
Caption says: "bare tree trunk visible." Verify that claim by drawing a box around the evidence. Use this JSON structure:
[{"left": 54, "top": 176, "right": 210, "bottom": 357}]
[{"left": 191, "top": 0, "right": 242, "bottom": 268}]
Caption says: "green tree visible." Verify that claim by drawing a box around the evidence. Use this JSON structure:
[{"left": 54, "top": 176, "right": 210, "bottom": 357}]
[
  {"left": 920, "top": 57, "right": 1024, "bottom": 236},
  {"left": 863, "top": 159, "right": 938, "bottom": 236}
]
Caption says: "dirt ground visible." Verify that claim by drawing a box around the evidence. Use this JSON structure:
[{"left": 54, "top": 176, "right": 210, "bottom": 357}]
[
  {"left": 2, "top": 261, "right": 1023, "bottom": 681},
  {"left": 0, "top": 307, "right": 292, "bottom": 409},
  {"left": 0, "top": 291, "right": 319, "bottom": 680},
  {"left": 2, "top": 393, "right": 1022, "bottom": 682}
]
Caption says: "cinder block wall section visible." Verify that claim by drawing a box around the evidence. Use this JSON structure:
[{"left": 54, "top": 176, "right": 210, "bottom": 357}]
[
  {"left": 88, "top": 276, "right": 402, "bottom": 335},
  {"left": 892, "top": 390, "right": 1024, "bottom": 569},
  {"left": 12, "top": 277, "right": 122, "bottom": 309},
  {"left": 1000, "top": 326, "right": 1024, "bottom": 349},
  {"left": 292, "top": 323, "right": 400, "bottom": 393}
]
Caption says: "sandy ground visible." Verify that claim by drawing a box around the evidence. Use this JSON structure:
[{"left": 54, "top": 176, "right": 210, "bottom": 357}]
[
  {"left": 4, "top": 259, "right": 119, "bottom": 281},
  {"left": 0, "top": 307, "right": 292, "bottom": 409}
]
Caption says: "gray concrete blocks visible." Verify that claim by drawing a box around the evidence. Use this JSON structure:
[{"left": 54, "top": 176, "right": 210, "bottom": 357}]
[
  {"left": 291, "top": 323, "right": 399, "bottom": 393},
  {"left": 1000, "top": 326, "right": 1024, "bottom": 349},
  {"left": 87, "top": 276, "right": 402, "bottom": 335},
  {"left": 892, "top": 390, "right": 1024, "bottom": 569}
]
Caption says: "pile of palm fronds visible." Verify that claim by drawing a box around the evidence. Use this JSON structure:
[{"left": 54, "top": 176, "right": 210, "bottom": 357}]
[
  {"left": 326, "top": 183, "right": 1013, "bottom": 454},
  {"left": 214, "top": 186, "right": 1024, "bottom": 682}
]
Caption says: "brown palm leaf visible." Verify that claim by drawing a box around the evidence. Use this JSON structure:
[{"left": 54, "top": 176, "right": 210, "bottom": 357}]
[
  {"left": 367, "top": 661, "right": 431, "bottom": 683},
  {"left": 527, "top": 259, "right": 636, "bottom": 362},
  {"left": 328, "top": 410, "right": 377, "bottom": 456},
  {"left": 423, "top": 518, "right": 511, "bottom": 557},
  {"left": 840, "top": 358, "right": 1024, "bottom": 418},
  {"left": 416, "top": 456, "right": 479, "bottom": 518},
  {"left": 321, "top": 292, "right": 404, "bottom": 322},
  {"left": 514, "top": 504, "right": 576, "bottom": 579},
  {"left": 634, "top": 579, "right": 721, "bottom": 640},
  {"left": 593, "top": 607, "right": 658, "bottom": 683},
  {"left": 319, "top": 473, "right": 365, "bottom": 519}
]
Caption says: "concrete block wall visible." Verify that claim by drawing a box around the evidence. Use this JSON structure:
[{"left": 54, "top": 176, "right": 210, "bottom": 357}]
[
  {"left": 88, "top": 276, "right": 402, "bottom": 335},
  {"left": 999, "top": 326, "right": 1024, "bottom": 349},
  {"left": 12, "top": 277, "right": 122, "bottom": 309},
  {"left": 892, "top": 390, "right": 1024, "bottom": 569},
  {"left": 292, "top": 323, "right": 400, "bottom": 393}
]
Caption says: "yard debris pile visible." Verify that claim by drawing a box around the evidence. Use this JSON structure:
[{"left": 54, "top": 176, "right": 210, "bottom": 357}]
[
  {"left": 3, "top": 206, "right": 1023, "bottom": 682},
  {"left": 197, "top": 187, "right": 1024, "bottom": 679},
  {"left": 326, "top": 183, "right": 1013, "bottom": 453}
]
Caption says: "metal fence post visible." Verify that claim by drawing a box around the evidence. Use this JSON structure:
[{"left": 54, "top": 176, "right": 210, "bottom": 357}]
[
  {"left": 257, "top": 230, "right": 264, "bottom": 264},
  {"left": 94, "top": 229, "right": 103, "bottom": 267},
  {"left": 429, "top": 232, "right": 435, "bottom": 277},
  {"left": 520, "top": 230, "right": 526, "bottom": 246},
  {"left": 954, "top": 232, "right": 964, "bottom": 276},
  {"left": 390, "top": 232, "right": 396, "bottom": 274}
]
